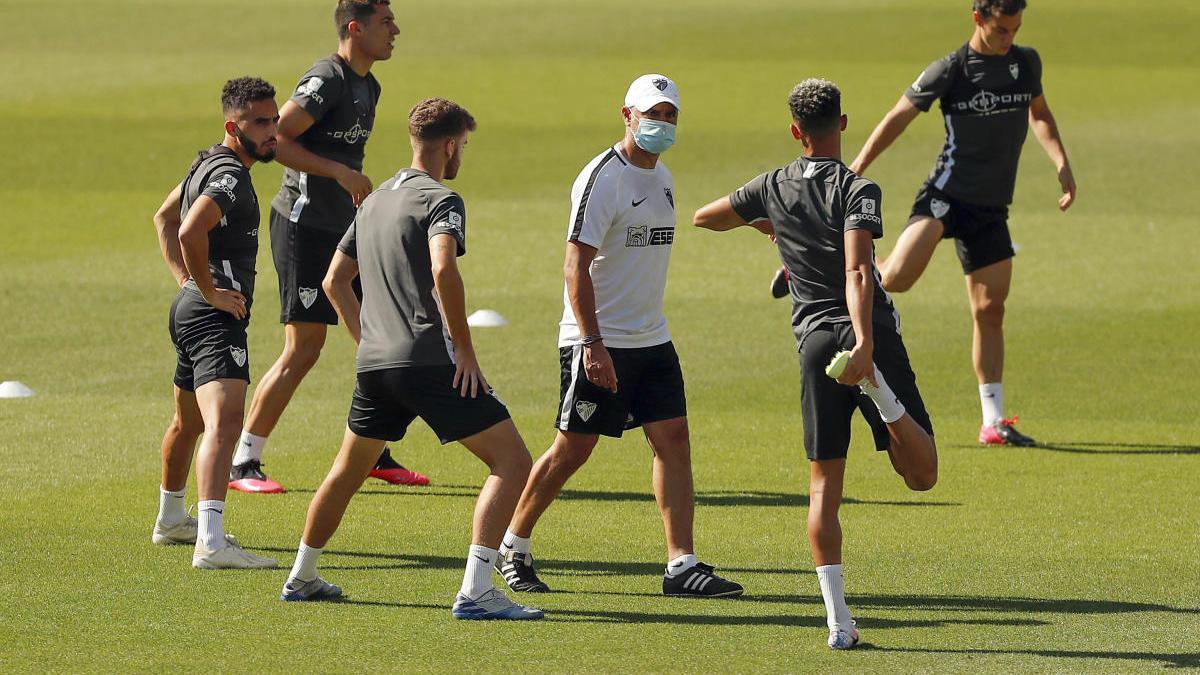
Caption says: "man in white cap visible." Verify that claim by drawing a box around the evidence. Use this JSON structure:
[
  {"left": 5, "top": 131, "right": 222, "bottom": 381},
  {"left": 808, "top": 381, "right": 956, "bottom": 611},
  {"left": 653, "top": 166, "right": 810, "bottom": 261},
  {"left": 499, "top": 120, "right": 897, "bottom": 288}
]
[{"left": 494, "top": 74, "right": 744, "bottom": 599}]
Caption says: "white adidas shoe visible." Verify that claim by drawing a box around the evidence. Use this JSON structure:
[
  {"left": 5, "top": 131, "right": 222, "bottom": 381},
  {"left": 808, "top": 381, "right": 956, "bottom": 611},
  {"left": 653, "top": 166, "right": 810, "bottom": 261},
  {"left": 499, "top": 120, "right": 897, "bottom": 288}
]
[
  {"left": 828, "top": 621, "right": 860, "bottom": 650},
  {"left": 152, "top": 514, "right": 198, "bottom": 545},
  {"left": 192, "top": 534, "right": 277, "bottom": 570}
]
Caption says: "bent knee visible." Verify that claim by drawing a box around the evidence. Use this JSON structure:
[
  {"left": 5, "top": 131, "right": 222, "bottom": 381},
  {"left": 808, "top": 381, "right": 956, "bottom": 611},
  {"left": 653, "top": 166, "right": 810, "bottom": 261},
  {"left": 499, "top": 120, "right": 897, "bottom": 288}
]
[{"left": 905, "top": 470, "right": 938, "bottom": 492}]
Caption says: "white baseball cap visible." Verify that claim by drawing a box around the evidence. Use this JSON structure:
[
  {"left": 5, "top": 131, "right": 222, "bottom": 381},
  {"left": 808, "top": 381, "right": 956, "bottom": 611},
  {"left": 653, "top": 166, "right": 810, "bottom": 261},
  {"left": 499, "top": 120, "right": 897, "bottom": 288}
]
[{"left": 624, "top": 74, "right": 680, "bottom": 113}]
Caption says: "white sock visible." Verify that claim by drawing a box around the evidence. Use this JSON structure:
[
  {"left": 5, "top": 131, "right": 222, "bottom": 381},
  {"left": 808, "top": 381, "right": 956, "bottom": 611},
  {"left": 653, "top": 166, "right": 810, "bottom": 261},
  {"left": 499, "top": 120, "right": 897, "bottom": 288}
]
[
  {"left": 859, "top": 366, "right": 906, "bottom": 424},
  {"left": 979, "top": 382, "right": 1004, "bottom": 426},
  {"left": 158, "top": 487, "right": 186, "bottom": 526},
  {"left": 289, "top": 542, "right": 323, "bottom": 583},
  {"left": 197, "top": 500, "right": 225, "bottom": 550},
  {"left": 500, "top": 530, "right": 531, "bottom": 555},
  {"left": 666, "top": 553, "right": 697, "bottom": 577},
  {"left": 815, "top": 564, "right": 853, "bottom": 631},
  {"left": 460, "top": 545, "right": 498, "bottom": 599},
  {"left": 233, "top": 431, "right": 267, "bottom": 466}
]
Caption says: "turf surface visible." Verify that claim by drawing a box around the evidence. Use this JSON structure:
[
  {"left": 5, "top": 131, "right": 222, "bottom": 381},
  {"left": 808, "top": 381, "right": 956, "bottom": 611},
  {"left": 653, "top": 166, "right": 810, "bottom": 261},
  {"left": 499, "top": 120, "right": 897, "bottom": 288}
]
[{"left": 1, "top": 0, "right": 1198, "bottom": 671}]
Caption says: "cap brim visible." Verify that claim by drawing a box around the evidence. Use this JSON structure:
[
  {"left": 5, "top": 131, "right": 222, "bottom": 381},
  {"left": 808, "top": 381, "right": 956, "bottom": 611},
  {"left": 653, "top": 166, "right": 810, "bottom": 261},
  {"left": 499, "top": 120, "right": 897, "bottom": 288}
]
[{"left": 631, "top": 95, "right": 680, "bottom": 113}]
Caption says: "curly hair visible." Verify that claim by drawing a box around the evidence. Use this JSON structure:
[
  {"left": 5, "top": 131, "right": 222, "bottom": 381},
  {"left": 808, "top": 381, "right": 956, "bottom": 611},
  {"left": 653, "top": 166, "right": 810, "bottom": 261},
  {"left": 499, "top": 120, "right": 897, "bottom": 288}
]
[
  {"left": 974, "top": 0, "right": 1026, "bottom": 17},
  {"left": 336, "top": 0, "right": 389, "bottom": 39},
  {"left": 408, "top": 98, "right": 477, "bottom": 141},
  {"left": 787, "top": 78, "right": 841, "bottom": 137},
  {"left": 221, "top": 77, "right": 276, "bottom": 114}
]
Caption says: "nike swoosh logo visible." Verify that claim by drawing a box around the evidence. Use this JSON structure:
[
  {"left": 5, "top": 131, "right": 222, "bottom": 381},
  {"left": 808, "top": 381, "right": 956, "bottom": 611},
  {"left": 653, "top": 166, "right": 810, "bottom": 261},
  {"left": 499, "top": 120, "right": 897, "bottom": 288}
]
[
  {"left": 632, "top": 197, "right": 647, "bottom": 207},
  {"left": 473, "top": 554, "right": 489, "bottom": 563}
]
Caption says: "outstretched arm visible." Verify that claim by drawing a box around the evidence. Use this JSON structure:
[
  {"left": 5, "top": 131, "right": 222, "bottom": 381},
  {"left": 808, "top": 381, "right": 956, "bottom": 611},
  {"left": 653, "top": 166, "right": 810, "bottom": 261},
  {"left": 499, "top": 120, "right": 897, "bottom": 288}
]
[
  {"left": 849, "top": 96, "right": 921, "bottom": 176},
  {"left": 1029, "top": 94, "right": 1076, "bottom": 211},
  {"left": 693, "top": 196, "right": 774, "bottom": 236}
]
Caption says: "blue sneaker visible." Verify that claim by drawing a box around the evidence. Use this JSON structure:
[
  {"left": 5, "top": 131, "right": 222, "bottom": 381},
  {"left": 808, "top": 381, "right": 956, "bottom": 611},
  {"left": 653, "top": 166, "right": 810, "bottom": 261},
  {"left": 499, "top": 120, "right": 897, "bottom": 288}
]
[
  {"left": 281, "top": 576, "right": 343, "bottom": 602},
  {"left": 452, "top": 588, "right": 544, "bottom": 620},
  {"left": 828, "top": 621, "right": 860, "bottom": 650}
]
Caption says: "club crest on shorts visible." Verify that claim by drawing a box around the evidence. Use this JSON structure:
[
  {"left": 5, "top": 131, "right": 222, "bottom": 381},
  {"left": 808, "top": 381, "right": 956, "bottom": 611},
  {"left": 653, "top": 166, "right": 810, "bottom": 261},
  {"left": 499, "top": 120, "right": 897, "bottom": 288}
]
[
  {"left": 930, "top": 198, "right": 950, "bottom": 219},
  {"left": 229, "top": 346, "right": 247, "bottom": 368},
  {"left": 1010, "top": 62, "right": 1019, "bottom": 79},
  {"left": 575, "top": 400, "right": 598, "bottom": 422},
  {"left": 299, "top": 287, "right": 319, "bottom": 309}
]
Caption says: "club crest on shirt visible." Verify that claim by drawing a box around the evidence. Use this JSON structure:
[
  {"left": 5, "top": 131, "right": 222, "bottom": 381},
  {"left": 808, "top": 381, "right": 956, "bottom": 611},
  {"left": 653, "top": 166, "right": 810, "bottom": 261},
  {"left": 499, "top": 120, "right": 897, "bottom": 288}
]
[
  {"left": 297, "top": 77, "right": 325, "bottom": 104},
  {"left": 931, "top": 198, "right": 951, "bottom": 219},
  {"left": 299, "top": 287, "right": 319, "bottom": 309},
  {"left": 576, "top": 400, "right": 598, "bottom": 422},
  {"left": 229, "top": 346, "right": 247, "bottom": 368},
  {"left": 1010, "top": 62, "right": 1019, "bottom": 79},
  {"left": 664, "top": 187, "right": 674, "bottom": 209}
]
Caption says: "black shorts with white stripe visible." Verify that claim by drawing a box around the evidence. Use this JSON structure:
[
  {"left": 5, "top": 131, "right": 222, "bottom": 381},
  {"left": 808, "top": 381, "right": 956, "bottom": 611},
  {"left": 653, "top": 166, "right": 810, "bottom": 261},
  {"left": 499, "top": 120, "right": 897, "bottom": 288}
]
[{"left": 555, "top": 341, "right": 687, "bottom": 438}]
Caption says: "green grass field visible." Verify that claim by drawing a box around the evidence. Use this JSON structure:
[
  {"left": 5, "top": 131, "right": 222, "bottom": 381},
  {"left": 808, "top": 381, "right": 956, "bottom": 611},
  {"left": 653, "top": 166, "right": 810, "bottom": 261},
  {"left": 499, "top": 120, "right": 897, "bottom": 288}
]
[{"left": 1, "top": 0, "right": 1198, "bottom": 671}]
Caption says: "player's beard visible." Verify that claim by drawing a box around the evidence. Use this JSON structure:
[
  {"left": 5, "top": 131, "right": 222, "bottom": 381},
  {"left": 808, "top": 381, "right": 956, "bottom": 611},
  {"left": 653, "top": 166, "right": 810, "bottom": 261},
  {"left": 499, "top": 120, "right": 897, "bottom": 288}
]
[{"left": 235, "top": 127, "right": 276, "bottom": 163}]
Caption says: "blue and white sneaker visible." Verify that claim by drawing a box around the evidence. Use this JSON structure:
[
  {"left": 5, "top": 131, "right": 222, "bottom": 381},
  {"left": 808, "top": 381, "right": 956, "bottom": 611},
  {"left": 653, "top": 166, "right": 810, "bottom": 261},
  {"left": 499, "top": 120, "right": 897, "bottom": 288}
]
[
  {"left": 452, "top": 588, "right": 544, "bottom": 620},
  {"left": 828, "top": 621, "right": 860, "bottom": 650},
  {"left": 280, "top": 576, "right": 343, "bottom": 602}
]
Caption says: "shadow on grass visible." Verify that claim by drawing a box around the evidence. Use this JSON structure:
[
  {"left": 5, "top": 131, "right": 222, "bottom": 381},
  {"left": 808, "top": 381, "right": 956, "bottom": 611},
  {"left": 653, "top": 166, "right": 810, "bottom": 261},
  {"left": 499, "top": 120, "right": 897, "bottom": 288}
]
[
  {"left": 861, "top": 645, "right": 1200, "bottom": 669},
  {"left": 333, "top": 599, "right": 1045, "bottom": 629},
  {"left": 280, "top": 486, "right": 960, "bottom": 507},
  {"left": 259, "top": 548, "right": 809, "bottom": 576},
  {"left": 1036, "top": 441, "right": 1200, "bottom": 456},
  {"left": 953, "top": 441, "right": 1200, "bottom": 456}
]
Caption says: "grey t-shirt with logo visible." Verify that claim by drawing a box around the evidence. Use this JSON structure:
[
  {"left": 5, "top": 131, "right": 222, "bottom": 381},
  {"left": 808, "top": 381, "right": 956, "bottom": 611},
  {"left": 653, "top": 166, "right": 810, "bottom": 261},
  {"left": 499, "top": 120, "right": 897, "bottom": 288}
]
[
  {"left": 337, "top": 169, "right": 467, "bottom": 372},
  {"left": 179, "top": 145, "right": 260, "bottom": 306},
  {"left": 905, "top": 44, "right": 1043, "bottom": 206},
  {"left": 272, "top": 54, "right": 382, "bottom": 233},
  {"left": 730, "top": 157, "right": 899, "bottom": 348}
]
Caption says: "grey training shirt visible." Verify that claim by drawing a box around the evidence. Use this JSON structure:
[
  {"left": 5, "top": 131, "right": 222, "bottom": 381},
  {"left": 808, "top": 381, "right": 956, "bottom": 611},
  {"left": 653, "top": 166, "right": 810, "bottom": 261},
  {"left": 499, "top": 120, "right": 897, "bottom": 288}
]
[
  {"left": 180, "top": 145, "right": 260, "bottom": 306},
  {"left": 272, "top": 54, "right": 382, "bottom": 233},
  {"left": 730, "top": 156, "right": 899, "bottom": 347},
  {"left": 905, "top": 44, "right": 1043, "bottom": 206},
  {"left": 338, "top": 169, "right": 467, "bottom": 372}
]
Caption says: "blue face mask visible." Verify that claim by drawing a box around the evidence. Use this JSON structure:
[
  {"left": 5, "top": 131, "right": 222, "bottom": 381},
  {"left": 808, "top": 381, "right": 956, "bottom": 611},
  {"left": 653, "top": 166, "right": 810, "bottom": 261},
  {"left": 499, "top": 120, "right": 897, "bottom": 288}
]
[{"left": 633, "top": 117, "right": 677, "bottom": 154}]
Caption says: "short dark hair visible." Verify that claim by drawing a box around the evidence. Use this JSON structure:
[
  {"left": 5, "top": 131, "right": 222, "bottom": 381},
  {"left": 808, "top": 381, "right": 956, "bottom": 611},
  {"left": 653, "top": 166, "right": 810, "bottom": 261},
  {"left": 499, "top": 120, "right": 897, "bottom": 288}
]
[
  {"left": 408, "top": 98, "right": 477, "bottom": 141},
  {"left": 336, "top": 0, "right": 389, "bottom": 39},
  {"left": 787, "top": 78, "right": 841, "bottom": 138},
  {"left": 974, "top": 0, "right": 1026, "bottom": 17},
  {"left": 221, "top": 77, "right": 276, "bottom": 115}
]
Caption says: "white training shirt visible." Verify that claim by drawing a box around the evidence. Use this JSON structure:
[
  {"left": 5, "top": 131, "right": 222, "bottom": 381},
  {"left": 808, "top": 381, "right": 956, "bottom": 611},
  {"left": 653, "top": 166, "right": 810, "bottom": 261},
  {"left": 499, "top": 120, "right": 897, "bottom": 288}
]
[{"left": 559, "top": 143, "right": 676, "bottom": 349}]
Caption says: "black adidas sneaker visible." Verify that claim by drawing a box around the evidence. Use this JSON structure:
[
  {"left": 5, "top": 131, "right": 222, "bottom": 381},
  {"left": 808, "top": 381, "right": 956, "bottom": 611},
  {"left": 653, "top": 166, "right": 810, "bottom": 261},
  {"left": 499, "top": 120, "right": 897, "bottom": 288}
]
[
  {"left": 663, "top": 562, "right": 743, "bottom": 598},
  {"left": 496, "top": 550, "right": 550, "bottom": 593}
]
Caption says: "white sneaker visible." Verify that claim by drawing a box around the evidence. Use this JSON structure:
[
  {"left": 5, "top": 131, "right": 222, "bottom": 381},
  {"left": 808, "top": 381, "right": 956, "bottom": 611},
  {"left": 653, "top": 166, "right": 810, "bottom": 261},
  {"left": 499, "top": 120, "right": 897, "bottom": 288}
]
[
  {"left": 192, "top": 534, "right": 277, "bottom": 570},
  {"left": 828, "top": 621, "right": 860, "bottom": 650},
  {"left": 152, "top": 514, "right": 198, "bottom": 545},
  {"left": 452, "top": 588, "right": 544, "bottom": 620}
]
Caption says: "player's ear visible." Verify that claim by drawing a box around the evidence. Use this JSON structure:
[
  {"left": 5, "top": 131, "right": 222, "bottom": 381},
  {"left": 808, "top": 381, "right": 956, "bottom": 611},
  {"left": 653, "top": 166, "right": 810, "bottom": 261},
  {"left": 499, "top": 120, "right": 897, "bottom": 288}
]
[
  {"left": 972, "top": 10, "right": 985, "bottom": 28},
  {"left": 224, "top": 119, "right": 238, "bottom": 137},
  {"left": 622, "top": 106, "right": 634, "bottom": 128},
  {"left": 790, "top": 122, "right": 803, "bottom": 141},
  {"left": 839, "top": 114, "right": 848, "bottom": 132}
]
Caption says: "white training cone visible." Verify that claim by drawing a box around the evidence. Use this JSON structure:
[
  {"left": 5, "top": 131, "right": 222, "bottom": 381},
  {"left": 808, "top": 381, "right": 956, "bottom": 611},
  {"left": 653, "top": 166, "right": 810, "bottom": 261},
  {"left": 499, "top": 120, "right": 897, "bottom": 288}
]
[
  {"left": 0, "top": 381, "right": 35, "bottom": 398},
  {"left": 467, "top": 309, "right": 508, "bottom": 328}
]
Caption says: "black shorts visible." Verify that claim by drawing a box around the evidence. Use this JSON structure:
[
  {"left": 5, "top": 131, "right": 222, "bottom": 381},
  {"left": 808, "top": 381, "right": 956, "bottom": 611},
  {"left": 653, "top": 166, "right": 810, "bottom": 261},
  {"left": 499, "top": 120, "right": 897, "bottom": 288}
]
[
  {"left": 348, "top": 365, "right": 511, "bottom": 444},
  {"left": 910, "top": 183, "right": 1014, "bottom": 274},
  {"left": 556, "top": 341, "right": 687, "bottom": 438},
  {"left": 799, "top": 322, "right": 934, "bottom": 461},
  {"left": 169, "top": 289, "right": 250, "bottom": 392},
  {"left": 270, "top": 208, "right": 349, "bottom": 325}
]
